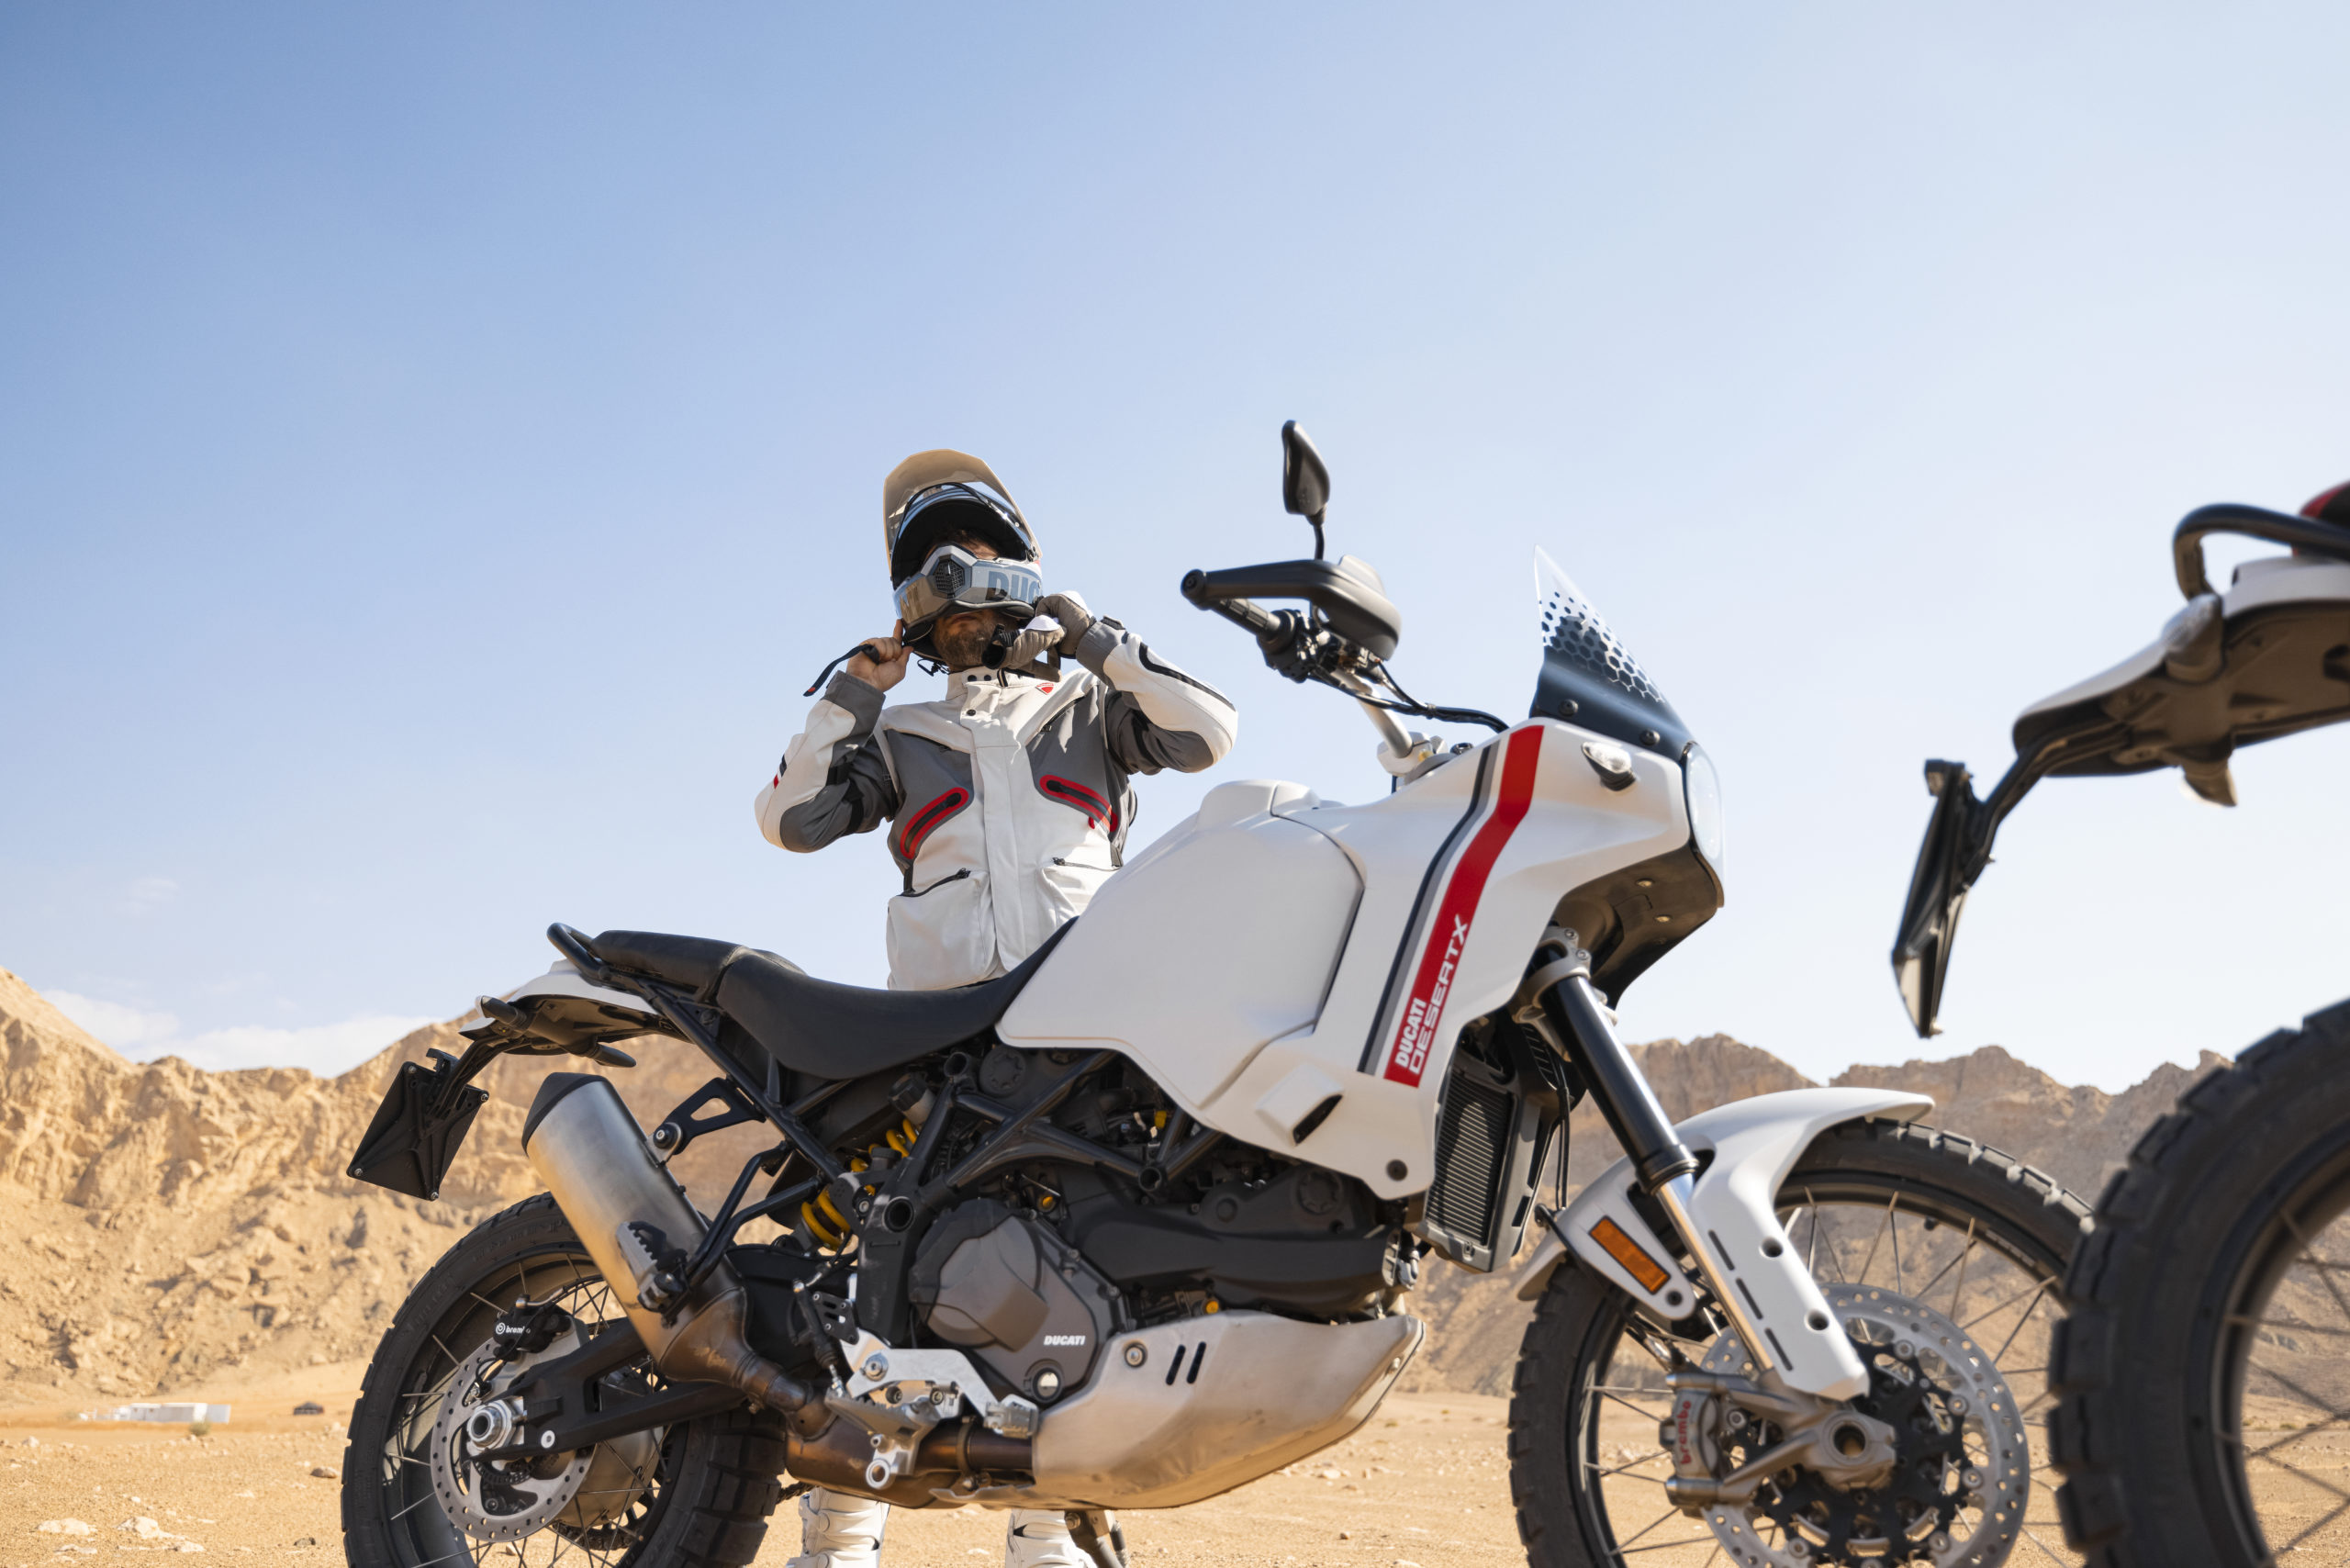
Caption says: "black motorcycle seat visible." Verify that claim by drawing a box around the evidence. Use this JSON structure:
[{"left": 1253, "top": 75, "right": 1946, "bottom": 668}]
[
  {"left": 587, "top": 924, "right": 1071, "bottom": 1081},
  {"left": 586, "top": 930, "right": 793, "bottom": 1001}
]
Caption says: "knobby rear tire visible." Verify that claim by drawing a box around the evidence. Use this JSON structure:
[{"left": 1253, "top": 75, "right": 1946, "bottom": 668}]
[
  {"left": 1508, "top": 1119, "right": 2091, "bottom": 1568},
  {"left": 341, "top": 1193, "right": 791, "bottom": 1568},
  {"left": 2052, "top": 999, "right": 2350, "bottom": 1568}
]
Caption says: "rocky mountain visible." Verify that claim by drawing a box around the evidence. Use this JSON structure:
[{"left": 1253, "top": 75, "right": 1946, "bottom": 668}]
[
  {"left": 0, "top": 967, "right": 767, "bottom": 1404},
  {"left": 0, "top": 967, "right": 2222, "bottom": 1406}
]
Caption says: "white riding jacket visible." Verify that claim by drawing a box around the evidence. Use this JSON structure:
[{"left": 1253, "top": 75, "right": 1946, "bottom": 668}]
[{"left": 755, "top": 619, "right": 1237, "bottom": 990}]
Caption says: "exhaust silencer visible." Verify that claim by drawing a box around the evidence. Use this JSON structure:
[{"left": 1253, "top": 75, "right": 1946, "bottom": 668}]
[{"left": 523, "top": 1073, "right": 813, "bottom": 1412}]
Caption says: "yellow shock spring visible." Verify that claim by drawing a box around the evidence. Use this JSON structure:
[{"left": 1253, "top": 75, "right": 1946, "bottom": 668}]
[{"left": 799, "top": 1117, "right": 920, "bottom": 1250}]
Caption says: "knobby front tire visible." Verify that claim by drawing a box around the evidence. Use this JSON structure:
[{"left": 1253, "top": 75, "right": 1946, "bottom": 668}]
[{"left": 2053, "top": 1000, "right": 2350, "bottom": 1568}]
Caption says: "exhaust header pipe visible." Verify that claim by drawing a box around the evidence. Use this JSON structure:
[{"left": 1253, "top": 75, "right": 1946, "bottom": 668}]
[{"left": 523, "top": 1073, "right": 814, "bottom": 1413}]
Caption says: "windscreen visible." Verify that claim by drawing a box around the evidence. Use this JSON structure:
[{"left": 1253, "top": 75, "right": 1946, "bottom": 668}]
[{"left": 1530, "top": 546, "right": 1694, "bottom": 756}]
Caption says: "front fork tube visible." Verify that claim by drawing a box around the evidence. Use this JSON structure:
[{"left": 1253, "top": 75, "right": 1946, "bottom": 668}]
[{"left": 1530, "top": 936, "right": 1780, "bottom": 1382}]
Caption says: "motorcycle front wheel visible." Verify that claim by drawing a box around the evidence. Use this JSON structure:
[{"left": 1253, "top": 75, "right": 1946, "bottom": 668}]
[
  {"left": 2053, "top": 999, "right": 2350, "bottom": 1568},
  {"left": 340, "top": 1193, "right": 791, "bottom": 1568},
  {"left": 1508, "top": 1118, "right": 2091, "bottom": 1568}
]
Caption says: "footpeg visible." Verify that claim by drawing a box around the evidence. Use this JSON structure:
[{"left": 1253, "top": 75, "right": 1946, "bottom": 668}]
[{"left": 614, "top": 1221, "right": 689, "bottom": 1316}]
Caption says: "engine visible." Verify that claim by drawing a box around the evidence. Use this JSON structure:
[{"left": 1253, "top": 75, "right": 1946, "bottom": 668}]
[
  {"left": 731, "top": 1035, "right": 1419, "bottom": 1416},
  {"left": 908, "top": 1200, "right": 1119, "bottom": 1404},
  {"left": 661, "top": 1032, "right": 1444, "bottom": 1509}
]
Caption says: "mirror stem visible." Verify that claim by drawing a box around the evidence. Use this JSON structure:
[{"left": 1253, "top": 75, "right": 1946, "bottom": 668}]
[{"left": 1311, "top": 512, "right": 1326, "bottom": 560}]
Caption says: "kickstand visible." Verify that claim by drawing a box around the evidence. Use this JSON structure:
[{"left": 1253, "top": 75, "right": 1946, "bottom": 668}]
[{"left": 1065, "top": 1510, "right": 1127, "bottom": 1568}]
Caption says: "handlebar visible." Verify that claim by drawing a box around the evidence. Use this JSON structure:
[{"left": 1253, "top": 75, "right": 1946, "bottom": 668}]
[
  {"left": 1180, "top": 570, "right": 1295, "bottom": 649},
  {"left": 1183, "top": 567, "right": 1421, "bottom": 756}
]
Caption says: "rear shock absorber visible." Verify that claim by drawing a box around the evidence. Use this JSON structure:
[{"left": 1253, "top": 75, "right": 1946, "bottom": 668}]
[{"left": 800, "top": 1115, "right": 922, "bottom": 1249}]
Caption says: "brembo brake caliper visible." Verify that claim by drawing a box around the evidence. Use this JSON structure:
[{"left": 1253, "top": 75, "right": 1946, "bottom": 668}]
[
  {"left": 826, "top": 1331, "right": 1041, "bottom": 1491},
  {"left": 462, "top": 1300, "right": 576, "bottom": 1454}
]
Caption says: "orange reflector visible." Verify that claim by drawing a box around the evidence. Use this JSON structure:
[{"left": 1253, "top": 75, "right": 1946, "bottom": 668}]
[{"left": 1590, "top": 1215, "right": 1671, "bottom": 1294}]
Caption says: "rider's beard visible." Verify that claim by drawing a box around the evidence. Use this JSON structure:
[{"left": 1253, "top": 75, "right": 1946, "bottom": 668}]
[{"left": 934, "top": 609, "right": 1002, "bottom": 672}]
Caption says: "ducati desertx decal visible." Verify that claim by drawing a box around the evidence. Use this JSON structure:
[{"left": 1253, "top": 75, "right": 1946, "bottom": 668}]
[
  {"left": 1378, "top": 725, "right": 1546, "bottom": 1087},
  {"left": 1041, "top": 1334, "right": 1088, "bottom": 1346}
]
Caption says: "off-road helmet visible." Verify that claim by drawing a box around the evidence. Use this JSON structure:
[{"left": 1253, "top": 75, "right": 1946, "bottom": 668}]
[{"left": 882, "top": 450, "right": 1044, "bottom": 655}]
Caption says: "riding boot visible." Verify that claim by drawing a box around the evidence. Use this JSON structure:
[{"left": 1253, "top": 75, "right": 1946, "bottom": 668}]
[
  {"left": 1003, "top": 1507, "right": 1092, "bottom": 1568},
  {"left": 786, "top": 1488, "right": 890, "bottom": 1568}
]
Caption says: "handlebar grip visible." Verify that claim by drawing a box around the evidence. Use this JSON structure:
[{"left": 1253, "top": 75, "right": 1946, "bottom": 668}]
[{"left": 1182, "top": 569, "right": 1279, "bottom": 635}]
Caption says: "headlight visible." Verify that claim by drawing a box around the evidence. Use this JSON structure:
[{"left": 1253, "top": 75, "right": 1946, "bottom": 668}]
[{"left": 1683, "top": 745, "right": 1725, "bottom": 876}]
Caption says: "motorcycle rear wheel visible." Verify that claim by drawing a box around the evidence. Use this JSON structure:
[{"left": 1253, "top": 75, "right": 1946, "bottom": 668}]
[
  {"left": 2052, "top": 999, "right": 2350, "bottom": 1568},
  {"left": 1508, "top": 1119, "right": 2091, "bottom": 1568},
  {"left": 341, "top": 1193, "right": 790, "bottom": 1568}
]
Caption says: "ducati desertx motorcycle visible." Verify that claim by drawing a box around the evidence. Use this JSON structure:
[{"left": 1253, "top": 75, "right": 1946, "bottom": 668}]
[
  {"left": 339, "top": 424, "right": 2087, "bottom": 1568},
  {"left": 1890, "top": 481, "right": 2350, "bottom": 1568}
]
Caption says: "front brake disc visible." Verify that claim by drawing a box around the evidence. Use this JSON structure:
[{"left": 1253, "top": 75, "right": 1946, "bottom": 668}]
[
  {"left": 430, "top": 1329, "right": 662, "bottom": 1543},
  {"left": 1688, "top": 1282, "right": 2029, "bottom": 1568}
]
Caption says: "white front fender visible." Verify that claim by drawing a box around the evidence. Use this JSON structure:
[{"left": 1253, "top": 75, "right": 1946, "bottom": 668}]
[{"left": 1510, "top": 1088, "right": 1935, "bottom": 1400}]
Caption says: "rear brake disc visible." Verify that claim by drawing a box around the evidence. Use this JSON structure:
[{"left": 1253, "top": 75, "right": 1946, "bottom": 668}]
[{"left": 430, "top": 1329, "right": 662, "bottom": 1542}]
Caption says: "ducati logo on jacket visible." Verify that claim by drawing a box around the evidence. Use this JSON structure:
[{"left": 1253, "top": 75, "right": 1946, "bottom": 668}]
[{"left": 755, "top": 619, "right": 1237, "bottom": 990}]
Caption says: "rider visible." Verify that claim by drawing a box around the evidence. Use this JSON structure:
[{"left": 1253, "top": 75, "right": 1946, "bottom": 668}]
[{"left": 754, "top": 449, "right": 1237, "bottom": 1567}]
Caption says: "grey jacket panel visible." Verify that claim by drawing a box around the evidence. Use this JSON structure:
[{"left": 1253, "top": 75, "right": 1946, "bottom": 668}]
[
  {"left": 1024, "top": 686, "right": 1136, "bottom": 865},
  {"left": 765, "top": 673, "right": 901, "bottom": 852},
  {"left": 877, "top": 732, "right": 978, "bottom": 890}
]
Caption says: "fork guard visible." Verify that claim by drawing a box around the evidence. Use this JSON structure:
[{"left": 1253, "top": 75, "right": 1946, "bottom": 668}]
[{"left": 1512, "top": 1088, "right": 1933, "bottom": 1401}]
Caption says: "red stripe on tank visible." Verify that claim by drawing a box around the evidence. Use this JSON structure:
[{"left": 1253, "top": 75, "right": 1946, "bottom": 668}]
[{"left": 1381, "top": 726, "right": 1546, "bottom": 1087}]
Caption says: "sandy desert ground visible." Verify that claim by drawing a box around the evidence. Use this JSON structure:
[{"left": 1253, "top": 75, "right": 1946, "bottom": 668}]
[
  {"left": 0, "top": 1369, "right": 2140, "bottom": 1568},
  {"left": 0, "top": 1373, "right": 1539, "bottom": 1568}
]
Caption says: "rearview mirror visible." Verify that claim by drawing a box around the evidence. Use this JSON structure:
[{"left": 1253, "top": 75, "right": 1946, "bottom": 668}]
[
  {"left": 1890, "top": 760, "right": 1985, "bottom": 1038},
  {"left": 1281, "top": 420, "right": 1330, "bottom": 538}
]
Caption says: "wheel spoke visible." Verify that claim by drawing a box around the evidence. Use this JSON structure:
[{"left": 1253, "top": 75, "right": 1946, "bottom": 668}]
[
  {"left": 1581, "top": 1454, "right": 1668, "bottom": 1481},
  {"left": 2278, "top": 1213, "right": 2350, "bottom": 1332},
  {"left": 1610, "top": 1505, "right": 1685, "bottom": 1551},
  {"left": 1856, "top": 1193, "right": 1897, "bottom": 1288},
  {"left": 1908, "top": 1218, "right": 1976, "bottom": 1319},
  {"left": 2019, "top": 1523, "right": 2073, "bottom": 1563},
  {"left": 2237, "top": 1363, "right": 2350, "bottom": 1452},
  {"left": 1964, "top": 1277, "right": 2046, "bottom": 1334},
  {"left": 2271, "top": 1491, "right": 2350, "bottom": 1555},
  {"left": 1599, "top": 1388, "right": 1670, "bottom": 1423},
  {"left": 2229, "top": 1311, "right": 2350, "bottom": 1339},
  {"left": 1890, "top": 1201, "right": 1906, "bottom": 1294},
  {"left": 1991, "top": 1284, "right": 2051, "bottom": 1363}
]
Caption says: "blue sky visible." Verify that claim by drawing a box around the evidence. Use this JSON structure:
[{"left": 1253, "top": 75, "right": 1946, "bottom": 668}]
[{"left": 6, "top": 6, "right": 2349, "bottom": 1090}]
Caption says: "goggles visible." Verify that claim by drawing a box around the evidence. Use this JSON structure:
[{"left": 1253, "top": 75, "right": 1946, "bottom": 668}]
[
  {"left": 889, "top": 480, "right": 1036, "bottom": 586},
  {"left": 893, "top": 543, "right": 1045, "bottom": 633}
]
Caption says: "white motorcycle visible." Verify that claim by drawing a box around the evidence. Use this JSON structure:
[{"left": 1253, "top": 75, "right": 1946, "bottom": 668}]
[{"left": 339, "top": 424, "right": 2087, "bottom": 1568}]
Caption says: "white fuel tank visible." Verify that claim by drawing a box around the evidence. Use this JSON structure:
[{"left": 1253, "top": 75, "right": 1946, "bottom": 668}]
[{"left": 997, "top": 780, "right": 1362, "bottom": 1110}]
